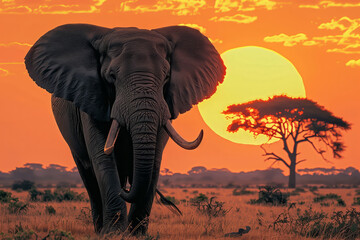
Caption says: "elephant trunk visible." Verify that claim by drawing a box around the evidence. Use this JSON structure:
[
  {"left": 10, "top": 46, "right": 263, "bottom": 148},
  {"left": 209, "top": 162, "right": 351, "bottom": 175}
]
[{"left": 120, "top": 108, "right": 158, "bottom": 203}]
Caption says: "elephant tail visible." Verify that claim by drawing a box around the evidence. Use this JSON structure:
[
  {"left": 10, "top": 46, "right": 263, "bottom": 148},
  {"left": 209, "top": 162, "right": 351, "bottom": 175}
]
[{"left": 155, "top": 189, "right": 182, "bottom": 216}]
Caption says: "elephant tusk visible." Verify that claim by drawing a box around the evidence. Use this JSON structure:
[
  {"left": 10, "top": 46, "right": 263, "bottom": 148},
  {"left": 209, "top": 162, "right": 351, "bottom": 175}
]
[
  {"left": 104, "top": 119, "right": 121, "bottom": 155},
  {"left": 164, "top": 119, "right": 203, "bottom": 150}
]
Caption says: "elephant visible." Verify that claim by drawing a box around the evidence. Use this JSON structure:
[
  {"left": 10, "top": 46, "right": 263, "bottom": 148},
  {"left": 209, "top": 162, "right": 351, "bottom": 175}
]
[{"left": 25, "top": 24, "right": 225, "bottom": 235}]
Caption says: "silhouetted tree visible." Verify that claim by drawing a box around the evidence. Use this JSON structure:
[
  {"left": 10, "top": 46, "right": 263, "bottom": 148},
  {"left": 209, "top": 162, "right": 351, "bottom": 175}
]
[{"left": 223, "top": 96, "right": 351, "bottom": 188}]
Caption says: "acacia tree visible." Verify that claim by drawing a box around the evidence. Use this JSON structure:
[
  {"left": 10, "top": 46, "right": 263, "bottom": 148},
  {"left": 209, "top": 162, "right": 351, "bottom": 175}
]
[{"left": 223, "top": 95, "right": 351, "bottom": 188}]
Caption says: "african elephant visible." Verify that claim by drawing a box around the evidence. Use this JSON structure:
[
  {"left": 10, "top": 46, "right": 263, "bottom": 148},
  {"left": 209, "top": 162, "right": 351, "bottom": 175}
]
[{"left": 25, "top": 24, "right": 225, "bottom": 235}]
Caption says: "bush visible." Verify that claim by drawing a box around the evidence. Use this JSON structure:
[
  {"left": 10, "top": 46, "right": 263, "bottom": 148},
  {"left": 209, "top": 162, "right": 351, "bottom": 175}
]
[
  {"left": 76, "top": 207, "right": 92, "bottom": 225},
  {"left": 9, "top": 224, "right": 36, "bottom": 240},
  {"left": 8, "top": 200, "right": 29, "bottom": 214},
  {"left": 272, "top": 206, "right": 360, "bottom": 239},
  {"left": 29, "top": 189, "right": 43, "bottom": 201},
  {"left": 165, "top": 196, "right": 179, "bottom": 205},
  {"left": 353, "top": 197, "right": 360, "bottom": 206},
  {"left": 290, "top": 187, "right": 306, "bottom": 196},
  {"left": 42, "top": 190, "right": 55, "bottom": 202},
  {"left": 54, "top": 188, "right": 85, "bottom": 202},
  {"left": 309, "top": 186, "right": 318, "bottom": 194},
  {"left": 191, "top": 196, "right": 229, "bottom": 218},
  {"left": 0, "top": 190, "right": 16, "bottom": 203},
  {"left": 11, "top": 180, "right": 35, "bottom": 191},
  {"left": 43, "top": 229, "right": 75, "bottom": 240},
  {"left": 232, "top": 187, "right": 254, "bottom": 196},
  {"left": 45, "top": 205, "right": 56, "bottom": 215},
  {"left": 249, "top": 186, "right": 289, "bottom": 206},
  {"left": 190, "top": 193, "right": 208, "bottom": 204},
  {"left": 29, "top": 188, "right": 86, "bottom": 202},
  {"left": 313, "top": 193, "right": 346, "bottom": 206}
]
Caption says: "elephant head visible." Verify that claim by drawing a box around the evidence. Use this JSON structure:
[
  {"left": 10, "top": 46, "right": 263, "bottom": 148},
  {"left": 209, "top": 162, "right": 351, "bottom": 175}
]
[{"left": 25, "top": 24, "right": 225, "bottom": 203}]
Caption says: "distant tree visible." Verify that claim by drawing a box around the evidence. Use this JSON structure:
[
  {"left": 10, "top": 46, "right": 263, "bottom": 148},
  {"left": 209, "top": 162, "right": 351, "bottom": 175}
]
[
  {"left": 11, "top": 180, "right": 35, "bottom": 191},
  {"left": 223, "top": 96, "right": 351, "bottom": 188}
]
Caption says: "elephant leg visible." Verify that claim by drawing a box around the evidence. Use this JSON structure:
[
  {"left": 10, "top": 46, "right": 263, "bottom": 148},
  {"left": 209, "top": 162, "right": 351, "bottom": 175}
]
[
  {"left": 51, "top": 96, "right": 103, "bottom": 233},
  {"left": 80, "top": 112, "right": 128, "bottom": 235},
  {"left": 128, "top": 129, "right": 169, "bottom": 235},
  {"left": 71, "top": 152, "right": 103, "bottom": 233}
]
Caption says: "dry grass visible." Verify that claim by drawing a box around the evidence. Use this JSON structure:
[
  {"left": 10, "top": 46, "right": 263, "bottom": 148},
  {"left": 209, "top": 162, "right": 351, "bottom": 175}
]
[{"left": 0, "top": 187, "right": 359, "bottom": 239}]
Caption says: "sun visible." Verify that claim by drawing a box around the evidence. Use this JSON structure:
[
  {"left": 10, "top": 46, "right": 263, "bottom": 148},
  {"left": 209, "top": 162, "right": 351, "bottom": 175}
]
[{"left": 198, "top": 46, "right": 306, "bottom": 145}]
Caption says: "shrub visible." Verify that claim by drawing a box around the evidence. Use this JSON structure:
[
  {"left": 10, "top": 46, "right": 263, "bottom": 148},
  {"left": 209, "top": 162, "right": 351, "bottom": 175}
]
[
  {"left": 0, "top": 190, "right": 16, "bottom": 203},
  {"left": 309, "top": 186, "right": 318, "bottom": 194},
  {"left": 54, "top": 188, "right": 85, "bottom": 202},
  {"left": 313, "top": 193, "right": 346, "bottom": 206},
  {"left": 191, "top": 196, "right": 229, "bottom": 218},
  {"left": 43, "top": 229, "right": 75, "bottom": 240},
  {"left": 249, "top": 186, "right": 289, "bottom": 206},
  {"left": 313, "top": 193, "right": 341, "bottom": 202},
  {"left": 76, "top": 207, "right": 92, "bottom": 225},
  {"left": 190, "top": 193, "right": 208, "bottom": 204},
  {"left": 272, "top": 206, "right": 360, "bottom": 239},
  {"left": 232, "top": 187, "right": 254, "bottom": 196},
  {"left": 8, "top": 200, "right": 29, "bottom": 214},
  {"left": 165, "top": 196, "right": 179, "bottom": 205},
  {"left": 29, "top": 188, "right": 86, "bottom": 202},
  {"left": 353, "top": 197, "right": 360, "bottom": 206},
  {"left": 11, "top": 180, "right": 35, "bottom": 191},
  {"left": 29, "top": 189, "right": 43, "bottom": 201},
  {"left": 42, "top": 190, "right": 55, "bottom": 202},
  {"left": 9, "top": 224, "right": 36, "bottom": 240},
  {"left": 290, "top": 187, "right": 306, "bottom": 196},
  {"left": 45, "top": 205, "right": 56, "bottom": 215}
]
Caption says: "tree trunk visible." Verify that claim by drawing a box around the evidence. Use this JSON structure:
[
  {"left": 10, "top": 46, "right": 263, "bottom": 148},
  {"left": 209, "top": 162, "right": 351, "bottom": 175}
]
[{"left": 288, "top": 163, "right": 296, "bottom": 188}]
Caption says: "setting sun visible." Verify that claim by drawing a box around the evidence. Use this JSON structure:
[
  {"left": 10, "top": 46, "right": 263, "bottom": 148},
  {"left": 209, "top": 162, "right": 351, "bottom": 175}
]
[{"left": 198, "top": 46, "right": 306, "bottom": 145}]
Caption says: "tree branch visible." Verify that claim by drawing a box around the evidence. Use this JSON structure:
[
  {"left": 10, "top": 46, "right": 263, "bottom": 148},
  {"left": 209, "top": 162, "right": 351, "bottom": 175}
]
[
  {"left": 304, "top": 138, "right": 333, "bottom": 164},
  {"left": 260, "top": 145, "right": 290, "bottom": 168},
  {"left": 296, "top": 159, "right": 306, "bottom": 165}
]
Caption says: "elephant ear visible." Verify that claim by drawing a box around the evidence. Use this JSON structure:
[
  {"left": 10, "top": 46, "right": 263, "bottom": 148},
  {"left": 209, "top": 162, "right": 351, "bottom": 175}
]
[
  {"left": 25, "top": 24, "right": 112, "bottom": 122},
  {"left": 153, "top": 26, "right": 226, "bottom": 119}
]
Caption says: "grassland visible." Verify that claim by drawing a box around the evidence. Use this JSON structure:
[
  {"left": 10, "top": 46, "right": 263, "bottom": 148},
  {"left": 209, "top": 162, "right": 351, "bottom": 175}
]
[{"left": 0, "top": 187, "right": 359, "bottom": 239}]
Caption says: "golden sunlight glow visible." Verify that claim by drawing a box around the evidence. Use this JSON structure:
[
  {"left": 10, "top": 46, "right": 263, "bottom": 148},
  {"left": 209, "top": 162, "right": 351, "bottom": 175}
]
[{"left": 198, "top": 46, "right": 306, "bottom": 145}]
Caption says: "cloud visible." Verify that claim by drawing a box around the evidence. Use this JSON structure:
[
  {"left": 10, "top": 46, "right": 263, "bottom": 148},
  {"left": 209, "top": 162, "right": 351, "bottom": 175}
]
[
  {"left": 319, "top": 1, "right": 360, "bottom": 8},
  {"left": 210, "top": 13, "right": 257, "bottom": 24},
  {"left": 327, "top": 44, "right": 360, "bottom": 54},
  {"left": 318, "top": 17, "right": 357, "bottom": 31},
  {"left": 0, "top": 42, "right": 32, "bottom": 47},
  {"left": 120, "top": 0, "right": 206, "bottom": 16},
  {"left": 265, "top": 17, "right": 360, "bottom": 56},
  {"left": 299, "top": 1, "right": 360, "bottom": 9},
  {"left": 264, "top": 33, "right": 308, "bottom": 46},
  {"left": 0, "top": 0, "right": 102, "bottom": 14},
  {"left": 0, "top": 62, "right": 23, "bottom": 65},
  {"left": 0, "top": 42, "right": 31, "bottom": 62},
  {"left": 345, "top": 59, "right": 360, "bottom": 67},
  {"left": 0, "top": 68, "right": 10, "bottom": 77},
  {"left": 178, "top": 23, "right": 206, "bottom": 33},
  {"left": 214, "top": 0, "right": 277, "bottom": 12},
  {"left": 299, "top": 4, "right": 320, "bottom": 9},
  {"left": 303, "top": 40, "right": 320, "bottom": 46}
]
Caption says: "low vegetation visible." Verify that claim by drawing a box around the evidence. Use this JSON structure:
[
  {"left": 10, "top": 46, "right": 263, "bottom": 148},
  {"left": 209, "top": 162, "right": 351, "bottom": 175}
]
[
  {"left": 232, "top": 187, "right": 255, "bottom": 196},
  {"left": 29, "top": 188, "right": 86, "bottom": 202},
  {"left": 272, "top": 205, "right": 360, "bottom": 239},
  {"left": 249, "top": 186, "right": 289, "bottom": 206},
  {"left": 11, "top": 180, "right": 35, "bottom": 191},
  {"left": 0, "top": 186, "right": 359, "bottom": 239},
  {"left": 313, "top": 193, "right": 346, "bottom": 206}
]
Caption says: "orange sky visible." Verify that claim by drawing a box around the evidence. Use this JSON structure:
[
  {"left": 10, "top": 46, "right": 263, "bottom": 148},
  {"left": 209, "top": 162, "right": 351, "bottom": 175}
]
[{"left": 0, "top": 0, "right": 359, "bottom": 175}]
